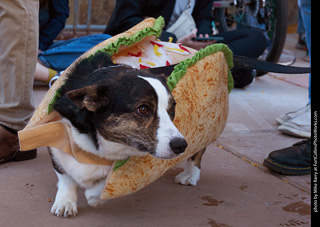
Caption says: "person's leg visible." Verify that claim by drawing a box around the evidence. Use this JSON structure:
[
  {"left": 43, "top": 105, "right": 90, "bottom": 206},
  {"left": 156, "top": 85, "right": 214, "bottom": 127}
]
[
  {"left": 0, "top": 0, "right": 39, "bottom": 131},
  {"left": 298, "top": 0, "right": 311, "bottom": 104},
  {"left": 38, "top": 34, "right": 112, "bottom": 71},
  {"left": 296, "top": 9, "right": 307, "bottom": 50},
  {"left": 297, "top": 9, "right": 305, "bottom": 35},
  {"left": 216, "top": 28, "right": 267, "bottom": 58},
  {"left": 217, "top": 28, "right": 267, "bottom": 88},
  {"left": 34, "top": 62, "right": 58, "bottom": 84},
  {"left": 265, "top": 0, "right": 311, "bottom": 172},
  {"left": 0, "top": 0, "right": 38, "bottom": 164}
]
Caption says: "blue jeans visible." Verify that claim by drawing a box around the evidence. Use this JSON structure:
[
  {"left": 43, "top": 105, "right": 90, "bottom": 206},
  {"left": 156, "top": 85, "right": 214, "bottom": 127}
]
[
  {"left": 298, "top": 0, "right": 311, "bottom": 104},
  {"left": 38, "top": 34, "right": 112, "bottom": 71}
]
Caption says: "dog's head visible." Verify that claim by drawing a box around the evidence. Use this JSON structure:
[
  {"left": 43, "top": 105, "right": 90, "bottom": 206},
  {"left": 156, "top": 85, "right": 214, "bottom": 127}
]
[{"left": 54, "top": 53, "right": 187, "bottom": 159}]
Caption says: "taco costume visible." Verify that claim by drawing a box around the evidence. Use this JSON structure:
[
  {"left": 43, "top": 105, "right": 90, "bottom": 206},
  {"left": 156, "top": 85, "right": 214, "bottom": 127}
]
[{"left": 18, "top": 17, "right": 233, "bottom": 200}]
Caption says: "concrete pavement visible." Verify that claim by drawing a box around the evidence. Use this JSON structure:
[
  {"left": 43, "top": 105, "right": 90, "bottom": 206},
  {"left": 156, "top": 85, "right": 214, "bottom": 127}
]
[{"left": 0, "top": 33, "right": 312, "bottom": 226}]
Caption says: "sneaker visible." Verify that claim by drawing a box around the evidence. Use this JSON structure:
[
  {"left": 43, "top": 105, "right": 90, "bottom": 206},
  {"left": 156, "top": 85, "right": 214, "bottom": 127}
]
[
  {"left": 49, "top": 75, "right": 60, "bottom": 88},
  {"left": 49, "top": 71, "right": 64, "bottom": 88},
  {"left": 277, "top": 49, "right": 296, "bottom": 66},
  {"left": 276, "top": 105, "right": 311, "bottom": 125},
  {"left": 278, "top": 106, "right": 311, "bottom": 138},
  {"left": 263, "top": 139, "right": 311, "bottom": 175}
]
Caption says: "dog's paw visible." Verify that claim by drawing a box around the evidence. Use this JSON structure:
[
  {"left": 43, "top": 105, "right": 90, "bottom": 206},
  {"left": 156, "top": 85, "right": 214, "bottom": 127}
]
[
  {"left": 51, "top": 200, "right": 78, "bottom": 217},
  {"left": 87, "top": 197, "right": 105, "bottom": 207},
  {"left": 175, "top": 161, "right": 200, "bottom": 186},
  {"left": 175, "top": 170, "right": 200, "bottom": 186},
  {"left": 85, "top": 180, "right": 105, "bottom": 207}
]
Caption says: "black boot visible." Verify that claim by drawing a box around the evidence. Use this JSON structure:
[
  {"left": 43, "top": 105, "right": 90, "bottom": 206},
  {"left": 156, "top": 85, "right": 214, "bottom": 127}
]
[{"left": 263, "top": 139, "right": 311, "bottom": 175}]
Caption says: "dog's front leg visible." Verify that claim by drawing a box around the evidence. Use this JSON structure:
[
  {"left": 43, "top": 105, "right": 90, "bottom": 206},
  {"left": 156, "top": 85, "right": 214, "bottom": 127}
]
[
  {"left": 85, "top": 179, "right": 106, "bottom": 207},
  {"left": 175, "top": 147, "right": 206, "bottom": 186},
  {"left": 51, "top": 172, "right": 79, "bottom": 217}
]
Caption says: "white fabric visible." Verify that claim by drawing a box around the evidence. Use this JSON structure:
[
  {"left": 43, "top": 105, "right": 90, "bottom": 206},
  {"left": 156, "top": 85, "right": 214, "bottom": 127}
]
[{"left": 167, "top": 0, "right": 195, "bottom": 28}]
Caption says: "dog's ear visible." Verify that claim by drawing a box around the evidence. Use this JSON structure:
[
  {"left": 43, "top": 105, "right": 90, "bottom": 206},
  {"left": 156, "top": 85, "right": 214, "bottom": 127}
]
[{"left": 66, "top": 85, "right": 109, "bottom": 112}]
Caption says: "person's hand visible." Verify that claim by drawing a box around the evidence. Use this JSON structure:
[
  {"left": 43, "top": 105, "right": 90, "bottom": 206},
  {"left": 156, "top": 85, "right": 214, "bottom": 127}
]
[{"left": 177, "top": 28, "right": 216, "bottom": 50}]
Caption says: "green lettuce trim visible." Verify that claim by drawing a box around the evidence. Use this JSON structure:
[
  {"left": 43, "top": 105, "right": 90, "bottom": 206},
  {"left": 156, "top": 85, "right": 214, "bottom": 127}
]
[
  {"left": 113, "top": 158, "right": 130, "bottom": 171},
  {"left": 167, "top": 43, "right": 234, "bottom": 93},
  {"left": 95, "top": 16, "right": 164, "bottom": 57}
]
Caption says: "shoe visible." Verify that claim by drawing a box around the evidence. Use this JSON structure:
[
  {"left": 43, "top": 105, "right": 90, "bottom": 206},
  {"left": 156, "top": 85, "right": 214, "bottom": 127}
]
[
  {"left": 276, "top": 105, "right": 311, "bottom": 125},
  {"left": 0, "top": 124, "right": 37, "bottom": 165},
  {"left": 303, "top": 51, "right": 310, "bottom": 62},
  {"left": 295, "top": 42, "right": 307, "bottom": 51},
  {"left": 295, "top": 34, "right": 307, "bottom": 50},
  {"left": 278, "top": 106, "right": 311, "bottom": 138},
  {"left": 49, "top": 75, "right": 60, "bottom": 88},
  {"left": 277, "top": 49, "right": 296, "bottom": 66},
  {"left": 48, "top": 70, "right": 64, "bottom": 88},
  {"left": 263, "top": 139, "right": 311, "bottom": 175},
  {"left": 232, "top": 67, "right": 256, "bottom": 88}
]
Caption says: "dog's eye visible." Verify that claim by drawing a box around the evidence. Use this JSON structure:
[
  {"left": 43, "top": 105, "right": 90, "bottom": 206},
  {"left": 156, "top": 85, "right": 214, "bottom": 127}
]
[
  {"left": 169, "top": 103, "right": 176, "bottom": 113},
  {"left": 169, "top": 102, "right": 176, "bottom": 119},
  {"left": 137, "top": 105, "right": 149, "bottom": 115}
]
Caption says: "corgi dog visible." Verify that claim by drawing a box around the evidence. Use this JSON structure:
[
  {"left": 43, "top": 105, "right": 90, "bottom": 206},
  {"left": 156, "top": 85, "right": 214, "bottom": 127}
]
[{"left": 49, "top": 53, "right": 188, "bottom": 217}]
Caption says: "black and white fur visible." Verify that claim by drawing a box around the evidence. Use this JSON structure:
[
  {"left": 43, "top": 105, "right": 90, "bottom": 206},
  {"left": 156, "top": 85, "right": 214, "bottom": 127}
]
[{"left": 49, "top": 53, "right": 193, "bottom": 217}]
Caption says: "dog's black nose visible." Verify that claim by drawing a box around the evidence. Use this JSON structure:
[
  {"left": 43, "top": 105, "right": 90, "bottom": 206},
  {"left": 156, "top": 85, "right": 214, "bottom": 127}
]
[{"left": 169, "top": 138, "right": 188, "bottom": 154}]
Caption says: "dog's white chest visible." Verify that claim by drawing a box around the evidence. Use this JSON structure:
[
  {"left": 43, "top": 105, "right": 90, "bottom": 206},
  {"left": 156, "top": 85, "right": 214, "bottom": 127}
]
[{"left": 51, "top": 148, "right": 111, "bottom": 188}]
